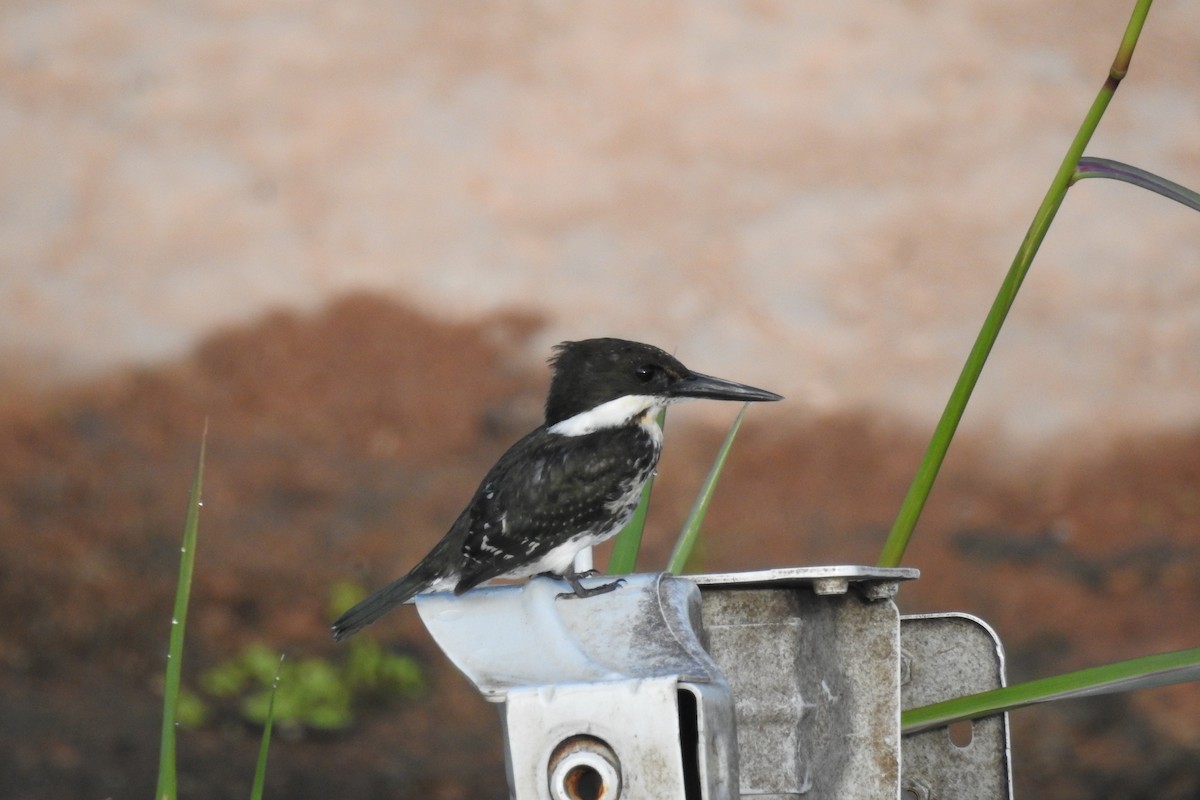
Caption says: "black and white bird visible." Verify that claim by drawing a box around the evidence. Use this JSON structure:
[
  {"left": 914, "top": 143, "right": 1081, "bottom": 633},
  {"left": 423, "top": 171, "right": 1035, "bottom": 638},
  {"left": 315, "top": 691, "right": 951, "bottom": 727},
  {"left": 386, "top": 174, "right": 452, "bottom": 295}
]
[{"left": 331, "top": 337, "right": 781, "bottom": 640}]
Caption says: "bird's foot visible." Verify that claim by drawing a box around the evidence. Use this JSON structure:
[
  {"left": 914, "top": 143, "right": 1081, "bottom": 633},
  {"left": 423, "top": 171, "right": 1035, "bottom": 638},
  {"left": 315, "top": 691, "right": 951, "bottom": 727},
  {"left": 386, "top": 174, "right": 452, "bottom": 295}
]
[
  {"left": 537, "top": 569, "right": 600, "bottom": 581},
  {"left": 556, "top": 571, "right": 625, "bottom": 600}
]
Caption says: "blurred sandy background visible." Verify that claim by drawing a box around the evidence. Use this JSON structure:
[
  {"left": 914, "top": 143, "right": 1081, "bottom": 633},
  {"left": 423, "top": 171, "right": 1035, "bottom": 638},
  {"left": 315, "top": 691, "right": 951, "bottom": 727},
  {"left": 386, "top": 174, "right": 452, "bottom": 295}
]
[
  {"left": 4, "top": 0, "right": 1199, "bottom": 441},
  {"left": 1, "top": 1, "right": 1198, "bottom": 798}
]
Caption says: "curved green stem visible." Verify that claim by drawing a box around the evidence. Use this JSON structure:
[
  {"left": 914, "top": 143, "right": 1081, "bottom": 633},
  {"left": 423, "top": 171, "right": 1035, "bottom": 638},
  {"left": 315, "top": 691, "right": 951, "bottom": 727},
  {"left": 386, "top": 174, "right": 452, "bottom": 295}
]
[{"left": 878, "top": 0, "right": 1154, "bottom": 567}]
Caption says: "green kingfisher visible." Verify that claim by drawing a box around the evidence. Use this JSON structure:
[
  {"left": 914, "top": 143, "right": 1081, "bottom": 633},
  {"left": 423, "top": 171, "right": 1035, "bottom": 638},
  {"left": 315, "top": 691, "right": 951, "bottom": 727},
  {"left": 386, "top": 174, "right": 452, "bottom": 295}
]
[{"left": 331, "top": 337, "right": 781, "bottom": 640}]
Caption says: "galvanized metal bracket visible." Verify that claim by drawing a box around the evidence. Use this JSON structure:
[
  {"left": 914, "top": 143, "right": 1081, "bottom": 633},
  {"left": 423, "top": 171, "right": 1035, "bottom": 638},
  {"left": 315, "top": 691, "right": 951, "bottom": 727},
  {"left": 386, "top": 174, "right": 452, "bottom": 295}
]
[
  {"left": 695, "top": 566, "right": 919, "bottom": 800},
  {"left": 412, "top": 567, "right": 1011, "bottom": 800},
  {"left": 900, "top": 613, "right": 1013, "bottom": 800},
  {"left": 416, "top": 573, "right": 738, "bottom": 800},
  {"left": 415, "top": 572, "right": 728, "bottom": 694}
]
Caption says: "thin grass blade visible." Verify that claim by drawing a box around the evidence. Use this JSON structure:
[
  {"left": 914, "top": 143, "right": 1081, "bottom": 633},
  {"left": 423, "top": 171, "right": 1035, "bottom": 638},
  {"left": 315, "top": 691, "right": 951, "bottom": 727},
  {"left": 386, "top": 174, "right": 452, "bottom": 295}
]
[
  {"left": 155, "top": 431, "right": 206, "bottom": 800},
  {"left": 250, "top": 655, "right": 285, "bottom": 800},
  {"left": 666, "top": 403, "right": 748, "bottom": 574},
  {"left": 1073, "top": 157, "right": 1200, "bottom": 213},
  {"left": 607, "top": 409, "right": 666, "bottom": 574},
  {"left": 877, "top": 0, "right": 1154, "bottom": 567},
  {"left": 903, "top": 646, "right": 1200, "bottom": 735}
]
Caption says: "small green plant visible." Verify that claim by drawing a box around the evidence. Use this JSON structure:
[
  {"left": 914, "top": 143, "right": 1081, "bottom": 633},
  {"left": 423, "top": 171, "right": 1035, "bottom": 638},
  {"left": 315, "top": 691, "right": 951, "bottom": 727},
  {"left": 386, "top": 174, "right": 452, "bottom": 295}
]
[
  {"left": 155, "top": 438, "right": 424, "bottom": 800},
  {"left": 186, "top": 588, "right": 425, "bottom": 734}
]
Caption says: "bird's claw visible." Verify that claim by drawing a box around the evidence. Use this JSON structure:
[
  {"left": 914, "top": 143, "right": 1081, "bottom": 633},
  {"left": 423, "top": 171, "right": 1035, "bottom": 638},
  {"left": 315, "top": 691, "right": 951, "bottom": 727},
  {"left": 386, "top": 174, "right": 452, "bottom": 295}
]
[{"left": 556, "top": 575, "right": 626, "bottom": 600}]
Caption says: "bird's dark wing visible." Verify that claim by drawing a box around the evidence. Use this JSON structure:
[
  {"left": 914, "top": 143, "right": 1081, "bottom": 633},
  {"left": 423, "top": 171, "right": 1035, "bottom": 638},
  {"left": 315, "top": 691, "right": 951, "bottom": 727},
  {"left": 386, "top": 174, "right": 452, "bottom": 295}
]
[{"left": 453, "top": 425, "right": 659, "bottom": 592}]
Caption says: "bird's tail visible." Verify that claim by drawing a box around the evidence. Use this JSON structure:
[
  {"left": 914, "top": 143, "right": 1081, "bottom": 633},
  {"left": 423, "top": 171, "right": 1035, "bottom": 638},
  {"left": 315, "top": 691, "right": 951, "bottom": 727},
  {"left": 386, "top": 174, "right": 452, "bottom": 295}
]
[{"left": 330, "top": 550, "right": 452, "bottom": 640}]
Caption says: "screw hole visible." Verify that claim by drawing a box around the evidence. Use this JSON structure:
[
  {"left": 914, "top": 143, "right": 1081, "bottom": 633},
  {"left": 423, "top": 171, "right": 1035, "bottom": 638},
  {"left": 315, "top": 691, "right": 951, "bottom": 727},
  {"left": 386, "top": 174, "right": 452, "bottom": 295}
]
[
  {"left": 548, "top": 735, "right": 620, "bottom": 800},
  {"left": 948, "top": 719, "right": 974, "bottom": 748},
  {"left": 564, "top": 764, "right": 604, "bottom": 800}
]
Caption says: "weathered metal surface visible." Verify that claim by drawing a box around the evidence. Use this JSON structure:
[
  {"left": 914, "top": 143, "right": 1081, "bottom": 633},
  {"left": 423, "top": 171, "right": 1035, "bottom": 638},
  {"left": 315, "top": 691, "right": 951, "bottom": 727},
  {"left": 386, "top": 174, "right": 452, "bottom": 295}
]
[
  {"left": 692, "top": 565, "right": 919, "bottom": 600},
  {"left": 698, "top": 568, "right": 913, "bottom": 800},
  {"left": 900, "top": 613, "right": 1012, "bottom": 800},
  {"left": 416, "top": 573, "right": 738, "bottom": 799},
  {"left": 412, "top": 567, "right": 1012, "bottom": 800},
  {"left": 503, "top": 677, "right": 703, "bottom": 799},
  {"left": 415, "top": 573, "right": 725, "bottom": 697}
]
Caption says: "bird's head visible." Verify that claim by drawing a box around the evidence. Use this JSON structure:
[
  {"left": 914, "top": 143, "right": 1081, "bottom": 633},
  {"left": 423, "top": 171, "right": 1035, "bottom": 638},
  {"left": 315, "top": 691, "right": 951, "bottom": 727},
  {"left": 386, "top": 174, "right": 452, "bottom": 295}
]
[{"left": 544, "top": 338, "right": 782, "bottom": 432}]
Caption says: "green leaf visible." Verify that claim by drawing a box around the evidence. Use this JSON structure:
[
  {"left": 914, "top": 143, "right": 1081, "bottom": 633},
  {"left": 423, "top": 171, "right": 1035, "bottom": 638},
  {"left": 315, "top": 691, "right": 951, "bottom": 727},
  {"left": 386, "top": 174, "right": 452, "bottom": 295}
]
[
  {"left": 666, "top": 404, "right": 749, "bottom": 575},
  {"left": 242, "top": 643, "right": 285, "bottom": 685},
  {"left": 328, "top": 580, "right": 368, "bottom": 619},
  {"left": 174, "top": 689, "right": 210, "bottom": 730},
  {"left": 200, "top": 659, "right": 250, "bottom": 697},
  {"left": 345, "top": 636, "right": 426, "bottom": 698},
  {"left": 607, "top": 409, "right": 666, "bottom": 574},
  {"left": 301, "top": 702, "right": 354, "bottom": 731},
  {"left": 293, "top": 658, "right": 344, "bottom": 698},
  {"left": 250, "top": 655, "right": 284, "bottom": 800},
  {"left": 155, "top": 430, "right": 206, "bottom": 800},
  {"left": 903, "top": 647, "right": 1200, "bottom": 735},
  {"left": 378, "top": 654, "right": 425, "bottom": 697}
]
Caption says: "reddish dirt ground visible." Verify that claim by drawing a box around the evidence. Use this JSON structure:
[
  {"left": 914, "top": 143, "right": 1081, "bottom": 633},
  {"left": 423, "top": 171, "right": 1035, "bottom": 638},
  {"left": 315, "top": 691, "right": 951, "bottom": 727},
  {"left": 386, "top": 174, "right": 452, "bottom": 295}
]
[{"left": 1, "top": 294, "right": 1197, "bottom": 799}]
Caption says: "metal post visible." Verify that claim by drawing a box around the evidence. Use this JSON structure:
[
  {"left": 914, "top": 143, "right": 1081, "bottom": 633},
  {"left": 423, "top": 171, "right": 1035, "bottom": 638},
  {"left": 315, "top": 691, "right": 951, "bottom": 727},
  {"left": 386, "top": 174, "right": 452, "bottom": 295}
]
[{"left": 413, "top": 566, "right": 1011, "bottom": 800}]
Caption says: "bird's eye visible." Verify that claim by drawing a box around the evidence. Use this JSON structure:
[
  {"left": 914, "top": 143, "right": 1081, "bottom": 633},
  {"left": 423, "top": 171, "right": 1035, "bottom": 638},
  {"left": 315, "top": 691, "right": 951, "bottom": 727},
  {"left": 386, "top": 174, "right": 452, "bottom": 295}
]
[{"left": 635, "top": 364, "right": 656, "bottom": 382}]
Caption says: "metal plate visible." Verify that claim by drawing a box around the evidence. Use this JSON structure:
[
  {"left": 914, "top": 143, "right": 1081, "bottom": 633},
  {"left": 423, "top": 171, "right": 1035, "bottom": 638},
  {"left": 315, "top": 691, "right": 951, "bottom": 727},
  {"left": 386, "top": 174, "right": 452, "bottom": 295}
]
[
  {"left": 700, "top": 582, "right": 903, "bottom": 799},
  {"left": 900, "top": 613, "right": 1012, "bottom": 800},
  {"left": 692, "top": 565, "right": 919, "bottom": 601}
]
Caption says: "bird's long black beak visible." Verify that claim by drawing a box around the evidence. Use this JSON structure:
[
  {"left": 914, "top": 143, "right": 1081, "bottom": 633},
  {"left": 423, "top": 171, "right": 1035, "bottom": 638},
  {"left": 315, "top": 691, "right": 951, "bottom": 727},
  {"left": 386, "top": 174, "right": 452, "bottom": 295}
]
[{"left": 668, "top": 371, "right": 783, "bottom": 403}]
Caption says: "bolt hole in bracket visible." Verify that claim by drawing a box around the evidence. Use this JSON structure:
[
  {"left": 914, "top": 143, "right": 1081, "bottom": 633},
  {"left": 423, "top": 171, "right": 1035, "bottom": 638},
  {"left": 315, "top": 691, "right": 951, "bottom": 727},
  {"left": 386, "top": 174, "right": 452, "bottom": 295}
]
[
  {"left": 415, "top": 568, "right": 1009, "bottom": 799},
  {"left": 549, "top": 735, "right": 621, "bottom": 800}
]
